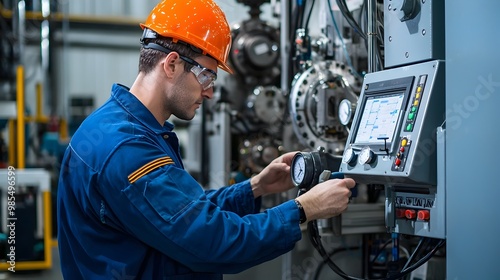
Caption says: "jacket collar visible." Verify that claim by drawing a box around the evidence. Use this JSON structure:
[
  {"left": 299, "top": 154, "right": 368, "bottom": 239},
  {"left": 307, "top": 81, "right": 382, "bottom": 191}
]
[{"left": 111, "top": 83, "right": 174, "bottom": 135}]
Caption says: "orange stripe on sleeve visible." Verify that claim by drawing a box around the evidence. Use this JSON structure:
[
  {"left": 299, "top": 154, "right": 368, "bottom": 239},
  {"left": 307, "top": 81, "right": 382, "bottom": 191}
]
[{"left": 128, "top": 156, "right": 174, "bottom": 184}]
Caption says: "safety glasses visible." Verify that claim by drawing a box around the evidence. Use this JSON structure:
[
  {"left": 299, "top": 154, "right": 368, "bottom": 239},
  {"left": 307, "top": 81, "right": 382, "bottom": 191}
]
[
  {"left": 178, "top": 55, "right": 217, "bottom": 91},
  {"left": 143, "top": 43, "right": 217, "bottom": 90}
]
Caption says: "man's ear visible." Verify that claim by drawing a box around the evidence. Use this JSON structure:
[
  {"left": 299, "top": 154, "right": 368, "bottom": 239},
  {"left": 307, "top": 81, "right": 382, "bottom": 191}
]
[{"left": 163, "top": 52, "right": 181, "bottom": 78}]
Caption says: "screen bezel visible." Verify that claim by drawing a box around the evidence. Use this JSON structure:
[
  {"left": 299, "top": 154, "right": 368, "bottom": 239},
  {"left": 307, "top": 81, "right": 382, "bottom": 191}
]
[{"left": 349, "top": 76, "right": 415, "bottom": 154}]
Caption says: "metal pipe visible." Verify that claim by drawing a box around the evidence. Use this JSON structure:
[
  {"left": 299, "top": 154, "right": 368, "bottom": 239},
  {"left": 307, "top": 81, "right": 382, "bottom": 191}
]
[
  {"left": 8, "top": 120, "right": 15, "bottom": 165},
  {"left": 17, "top": 0, "right": 26, "bottom": 66},
  {"left": 367, "top": 0, "right": 377, "bottom": 72},
  {"left": 280, "top": 2, "right": 292, "bottom": 279},
  {"left": 280, "top": 0, "right": 290, "bottom": 93},
  {"left": 16, "top": 65, "right": 25, "bottom": 169},
  {"left": 41, "top": 0, "right": 51, "bottom": 114},
  {"left": 36, "top": 83, "right": 42, "bottom": 119}
]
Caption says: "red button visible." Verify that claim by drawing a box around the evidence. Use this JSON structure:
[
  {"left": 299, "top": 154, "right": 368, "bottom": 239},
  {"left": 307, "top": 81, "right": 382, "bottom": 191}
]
[
  {"left": 395, "top": 158, "right": 402, "bottom": 166},
  {"left": 405, "top": 209, "right": 417, "bottom": 219},
  {"left": 396, "top": 208, "right": 406, "bottom": 219},
  {"left": 417, "top": 210, "right": 430, "bottom": 221},
  {"left": 400, "top": 147, "right": 405, "bottom": 153}
]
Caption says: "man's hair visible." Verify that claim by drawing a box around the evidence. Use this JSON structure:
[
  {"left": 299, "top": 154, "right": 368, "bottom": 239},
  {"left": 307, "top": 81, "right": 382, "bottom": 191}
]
[{"left": 138, "top": 37, "right": 202, "bottom": 74}]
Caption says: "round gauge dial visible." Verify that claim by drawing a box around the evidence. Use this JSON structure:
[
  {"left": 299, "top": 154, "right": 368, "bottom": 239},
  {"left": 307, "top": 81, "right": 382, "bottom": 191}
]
[
  {"left": 342, "top": 146, "right": 356, "bottom": 165},
  {"left": 291, "top": 153, "right": 306, "bottom": 186},
  {"left": 338, "top": 99, "right": 353, "bottom": 126},
  {"left": 358, "top": 146, "right": 375, "bottom": 165}
]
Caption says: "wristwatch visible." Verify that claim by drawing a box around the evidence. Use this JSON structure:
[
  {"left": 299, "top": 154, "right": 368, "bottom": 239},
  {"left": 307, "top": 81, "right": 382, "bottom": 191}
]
[{"left": 294, "top": 199, "right": 307, "bottom": 224}]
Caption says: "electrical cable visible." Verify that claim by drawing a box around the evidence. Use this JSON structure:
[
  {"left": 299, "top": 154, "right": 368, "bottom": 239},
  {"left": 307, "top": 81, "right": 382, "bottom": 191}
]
[
  {"left": 307, "top": 220, "right": 445, "bottom": 280},
  {"left": 336, "top": 0, "right": 367, "bottom": 41},
  {"left": 369, "top": 239, "right": 392, "bottom": 266},
  {"left": 312, "top": 245, "right": 360, "bottom": 280},
  {"left": 326, "top": 0, "right": 362, "bottom": 78},
  {"left": 304, "top": 0, "right": 316, "bottom": 32},
  {"left": 401, "top": 237, "right": 427, "bottom": 271}
]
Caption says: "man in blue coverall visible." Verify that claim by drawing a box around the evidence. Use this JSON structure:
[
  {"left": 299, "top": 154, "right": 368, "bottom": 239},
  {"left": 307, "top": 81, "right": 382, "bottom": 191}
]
[{"left": 57, "top": 0, "right": 356, "bottom": 279}]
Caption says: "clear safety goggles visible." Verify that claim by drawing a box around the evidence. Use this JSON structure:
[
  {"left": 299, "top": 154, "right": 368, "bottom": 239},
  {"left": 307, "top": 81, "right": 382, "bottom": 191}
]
[
  {"left": 142, "top": 42, "right": 217, "bottom": 91},
  {"left": 178, "top": 55, "right": 217, "bottom": 91}
]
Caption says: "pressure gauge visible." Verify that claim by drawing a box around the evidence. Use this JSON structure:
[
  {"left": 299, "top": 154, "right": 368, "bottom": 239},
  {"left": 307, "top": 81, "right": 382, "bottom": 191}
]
[
  {"left": 338, "top": 99, "right": 353, "bottom": 126},
  {"left": 292, "top": 153, "right": 306, "bottom": 185},
  {"left": 291, "top": 152, "right": 314, "bottom": 188},
  {"left": 342, "top": 146, "right": 356, "bottom": 166},
  {"left": 358, "top": 146, "right": 375, "bottom": 165},
  {"left": 291, "top": 150, "right": 343, "bottom": 190}
]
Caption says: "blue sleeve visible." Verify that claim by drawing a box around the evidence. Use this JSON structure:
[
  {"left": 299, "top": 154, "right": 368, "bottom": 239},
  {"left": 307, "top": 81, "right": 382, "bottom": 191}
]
[
  {"left": 204, "top": 180, "right": 262, "bottom": 216},
  {"left": 100, "top": 139, "right": 302, "bottom": 273}
]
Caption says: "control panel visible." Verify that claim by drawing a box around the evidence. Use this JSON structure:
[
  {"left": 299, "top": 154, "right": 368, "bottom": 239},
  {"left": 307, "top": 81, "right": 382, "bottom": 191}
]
[
  {"left": 340, "top": 60, "right": 444, "bottom": 186},
  {"left": 339, "top": 60, "right": 445, "bottom": 238}
]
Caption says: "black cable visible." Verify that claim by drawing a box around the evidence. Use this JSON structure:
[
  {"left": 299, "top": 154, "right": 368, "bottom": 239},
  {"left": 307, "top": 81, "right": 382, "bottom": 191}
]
[
  {"left": 313, "top": 245, "right": 360, "bottom": 280},
  {"left": 369, "top": 239, "right": 392, "bottom": 266},
  {"left": 401, "top": 237, "right": 427, "bottom": 271},
  {"left": 307, "top": 220, "right": 445, "bottom": 280},
  {"left": 336, "top": 0, "right": 367, "bottom": 41},
  {"left": 304, "top": 0, "right": 316, "bottom": 32}
]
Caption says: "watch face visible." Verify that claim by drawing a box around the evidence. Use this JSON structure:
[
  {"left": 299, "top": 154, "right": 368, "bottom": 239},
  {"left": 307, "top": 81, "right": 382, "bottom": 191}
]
[
  {"left": 291, "top": 153, "right": 306, "bottom": 186},
  {"left": 338, "top": 99, "right": 352, "bottom": 126}
]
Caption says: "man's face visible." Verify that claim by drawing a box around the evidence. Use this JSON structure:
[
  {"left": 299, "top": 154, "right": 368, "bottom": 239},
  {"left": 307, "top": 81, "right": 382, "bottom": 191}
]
[{"left": 168, "top": 55, "right": 218, "bottom": 121}]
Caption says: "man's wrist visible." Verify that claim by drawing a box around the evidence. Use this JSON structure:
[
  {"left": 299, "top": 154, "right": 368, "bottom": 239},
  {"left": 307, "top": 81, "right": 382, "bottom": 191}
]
[
  {"left": 251, "top": 176, "right": 264, "bottom": 198},
  {"left": 294, "top": 199, "right": 307, "bottom": 224}
]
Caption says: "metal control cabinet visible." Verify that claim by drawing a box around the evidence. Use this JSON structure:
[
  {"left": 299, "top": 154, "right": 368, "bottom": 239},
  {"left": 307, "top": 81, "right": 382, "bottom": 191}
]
[
  {"left": 340, "top": 61, "right": 446, "bottom": 238},
  {"left": 384, "top": 0, "right": 445, "bottom": 68}
]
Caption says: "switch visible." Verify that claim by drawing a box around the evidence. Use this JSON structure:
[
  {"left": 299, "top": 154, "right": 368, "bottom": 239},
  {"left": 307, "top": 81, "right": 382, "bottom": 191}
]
[
  {"left": 405, "top": 209, "right": 417, "bottom": 220},
  {"left": 401, "top": 138, "right": 408, "bottom": 147},
  {"left": 417, "top": 210, "right": 430, "bottom": 221},
  {"left": 396, "top": 208, "right": 406, "bottom": 219},
  {"left": 395, "top": 158, "right": 402, "bottom": 166}
]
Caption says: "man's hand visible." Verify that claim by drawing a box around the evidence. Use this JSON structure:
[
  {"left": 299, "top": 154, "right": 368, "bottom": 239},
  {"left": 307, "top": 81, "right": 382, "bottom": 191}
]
[
  {"left": 250, "top": 151, "right": 298, "bottom": 198},
  {"left": 295, "top": 177, "right": 356, "bottom": 222}
]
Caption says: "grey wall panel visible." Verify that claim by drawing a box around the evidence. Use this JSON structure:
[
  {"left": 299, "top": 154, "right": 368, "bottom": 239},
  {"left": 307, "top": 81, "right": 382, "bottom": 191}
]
[{"left": 446, "top": 1, "right": 500, "bottom": 278}]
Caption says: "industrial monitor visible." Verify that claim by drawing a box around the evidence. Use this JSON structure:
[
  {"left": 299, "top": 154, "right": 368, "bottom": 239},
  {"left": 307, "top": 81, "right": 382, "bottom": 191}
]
[{"left": 340, "top": 61, "right": 445, "bottom": 187}]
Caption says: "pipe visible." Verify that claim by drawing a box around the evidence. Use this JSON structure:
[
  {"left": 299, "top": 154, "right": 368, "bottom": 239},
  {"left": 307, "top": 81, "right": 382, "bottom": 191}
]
[
  {"left": 16, "top": 65, "right": 25, "bottom": 169},
  {"left": 41, "top": 0, "right": 52, "bottom": 114},
  {"left": 367, "top": 0, "right": 377, "bottom": 72},
  {"left": 280, "top": 0, "right": 290, "bottom": 93},
  {"left": 16, "top": 0, "right": 26, "bottom": 66},
  {"left": 8, "top": 120, "right": 15, "bottom": 165}
]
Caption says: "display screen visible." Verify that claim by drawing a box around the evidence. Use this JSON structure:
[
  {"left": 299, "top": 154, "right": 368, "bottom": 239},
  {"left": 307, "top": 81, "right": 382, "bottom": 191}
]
[{"left": 354, "top": 92, "right": 405, "bottom": 144}]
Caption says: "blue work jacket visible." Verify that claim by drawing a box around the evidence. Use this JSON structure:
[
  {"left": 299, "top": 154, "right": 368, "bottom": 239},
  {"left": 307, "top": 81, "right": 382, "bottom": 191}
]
[{"left": 57, "top": 84, "right": 302, "bottom": 279}]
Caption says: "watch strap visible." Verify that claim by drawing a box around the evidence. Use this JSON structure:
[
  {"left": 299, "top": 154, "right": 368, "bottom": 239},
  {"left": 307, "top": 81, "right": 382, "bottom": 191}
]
[{"left": 294, "top": 199, "right": 307, "bottom": 224}]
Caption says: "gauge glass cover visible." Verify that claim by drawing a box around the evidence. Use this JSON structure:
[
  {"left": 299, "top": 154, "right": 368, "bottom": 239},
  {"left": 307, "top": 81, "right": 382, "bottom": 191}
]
[
  {"left": 292, "top": 154, "right": 306, "bottom": 185},
  {"left": 338, "top": 99, "right": 352, "bottom": 126}
]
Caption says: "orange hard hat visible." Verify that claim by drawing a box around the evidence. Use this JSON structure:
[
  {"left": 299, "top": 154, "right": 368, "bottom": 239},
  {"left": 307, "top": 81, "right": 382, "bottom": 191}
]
[{"left": 140, "top": 0, "right": 233, "bottom": 74}]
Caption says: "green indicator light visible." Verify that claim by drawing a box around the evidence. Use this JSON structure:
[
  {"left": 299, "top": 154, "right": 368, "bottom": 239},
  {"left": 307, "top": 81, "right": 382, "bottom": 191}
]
[
  {"left": 408, "top": 113, "right": 415, "bottom": 120},
  {"left": 411, "top": 106, "right": 417, "bottom": 112},
  {"left": 406, "top": 123, "right": 413, "bottom": 131}
]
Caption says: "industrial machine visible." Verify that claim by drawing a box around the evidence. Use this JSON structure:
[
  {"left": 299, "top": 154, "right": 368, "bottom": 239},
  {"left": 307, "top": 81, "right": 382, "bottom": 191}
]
[{"left": 284, "top": 0, "right": 447, "bottom": 279}]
